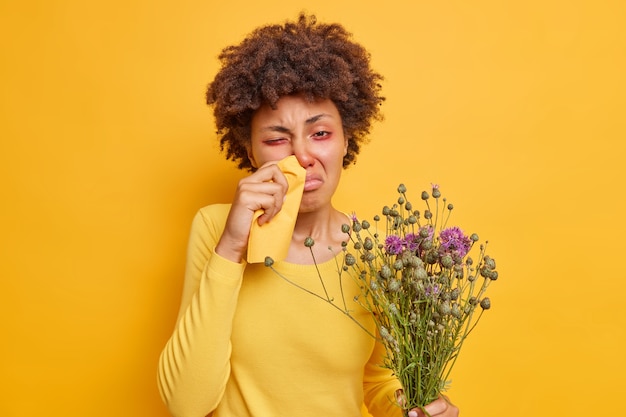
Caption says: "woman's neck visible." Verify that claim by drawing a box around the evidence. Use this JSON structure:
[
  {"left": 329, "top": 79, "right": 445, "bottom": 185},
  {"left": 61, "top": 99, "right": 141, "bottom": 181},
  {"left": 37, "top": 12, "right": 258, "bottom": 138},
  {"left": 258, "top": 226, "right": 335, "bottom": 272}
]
[{"left": 286, "top": 205, "right": 348, "bottom": 264}]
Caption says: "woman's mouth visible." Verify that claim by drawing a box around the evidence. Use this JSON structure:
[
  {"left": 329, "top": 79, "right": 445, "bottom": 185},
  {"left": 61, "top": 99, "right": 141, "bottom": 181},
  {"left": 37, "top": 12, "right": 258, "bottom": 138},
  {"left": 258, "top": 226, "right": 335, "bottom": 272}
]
[{"left": 303, "top": 176, "right": 323, "bottom": 192}]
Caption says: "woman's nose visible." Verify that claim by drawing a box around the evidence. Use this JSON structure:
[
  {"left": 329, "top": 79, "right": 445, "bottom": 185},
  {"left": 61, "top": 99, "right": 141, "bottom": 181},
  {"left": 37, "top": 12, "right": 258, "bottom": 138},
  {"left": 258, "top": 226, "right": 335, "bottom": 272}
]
[{"left": 292, "top": 140, "right": 314, "bottom": 167}]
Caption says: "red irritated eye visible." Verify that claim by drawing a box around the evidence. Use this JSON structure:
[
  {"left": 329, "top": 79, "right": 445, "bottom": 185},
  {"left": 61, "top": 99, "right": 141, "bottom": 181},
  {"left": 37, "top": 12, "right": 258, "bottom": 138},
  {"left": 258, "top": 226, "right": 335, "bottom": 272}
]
[
  {"left": 264, "top": 138, "right": 287, "bottom": 145},
  {"left": 312, "top": 131, "right": 330, "bottom": 139}
]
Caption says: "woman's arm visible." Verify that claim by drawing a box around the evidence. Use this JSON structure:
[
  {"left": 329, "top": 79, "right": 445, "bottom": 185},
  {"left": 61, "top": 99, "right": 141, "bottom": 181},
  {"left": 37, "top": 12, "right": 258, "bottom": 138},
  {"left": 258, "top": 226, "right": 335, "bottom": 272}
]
[
  {"left": 157, "top": 207, "right": 245, "bottom": 417},
  {"left": 158, "top": 163, "right": 290, "bottom": 417},
  {"left": 362, "top": 334, "right": 404, "bottom": 416}
]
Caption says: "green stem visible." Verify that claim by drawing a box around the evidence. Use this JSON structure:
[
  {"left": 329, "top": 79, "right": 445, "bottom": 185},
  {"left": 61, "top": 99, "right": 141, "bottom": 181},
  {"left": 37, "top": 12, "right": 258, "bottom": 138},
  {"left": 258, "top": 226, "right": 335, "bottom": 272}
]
[
  {"left": 269, "top": 266, "right": 377, "bottom": 339},
  {"left": 309, "top": 247, "right": 330, "bottom": 301}
]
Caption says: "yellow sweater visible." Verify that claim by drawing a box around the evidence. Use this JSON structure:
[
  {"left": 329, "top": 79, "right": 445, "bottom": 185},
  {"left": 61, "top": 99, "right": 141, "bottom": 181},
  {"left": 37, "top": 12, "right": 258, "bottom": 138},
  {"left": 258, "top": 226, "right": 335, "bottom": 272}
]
[{"left": 158, "top": 204, "right": 402, "bottom": 417}]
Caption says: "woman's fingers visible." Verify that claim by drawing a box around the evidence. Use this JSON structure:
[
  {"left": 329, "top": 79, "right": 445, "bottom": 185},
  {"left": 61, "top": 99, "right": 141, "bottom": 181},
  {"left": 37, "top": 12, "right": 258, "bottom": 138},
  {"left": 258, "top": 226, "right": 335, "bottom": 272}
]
[
  {"left": 236, "top": 162, "right": 289, "bottom": 224},
  {"left": 410, "top": 396, "right": 459, "bottom": 417},
  {"left": 216, "top": 162, "right": 290, "bottom": 262}
]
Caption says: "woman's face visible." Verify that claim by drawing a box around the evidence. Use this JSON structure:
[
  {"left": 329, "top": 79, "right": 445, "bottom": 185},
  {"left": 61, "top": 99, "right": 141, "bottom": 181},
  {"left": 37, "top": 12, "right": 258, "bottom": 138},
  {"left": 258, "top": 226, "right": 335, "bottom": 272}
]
[{"left": 248, "top": 95, "right": 348, "bottom": 213}]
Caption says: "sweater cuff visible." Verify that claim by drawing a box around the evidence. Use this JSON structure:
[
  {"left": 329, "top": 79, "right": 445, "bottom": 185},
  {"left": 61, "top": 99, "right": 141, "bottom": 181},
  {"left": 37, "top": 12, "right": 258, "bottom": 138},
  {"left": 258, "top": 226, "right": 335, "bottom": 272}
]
[{"left": 205, "top": 249, "right": 246, "bottom": 285}]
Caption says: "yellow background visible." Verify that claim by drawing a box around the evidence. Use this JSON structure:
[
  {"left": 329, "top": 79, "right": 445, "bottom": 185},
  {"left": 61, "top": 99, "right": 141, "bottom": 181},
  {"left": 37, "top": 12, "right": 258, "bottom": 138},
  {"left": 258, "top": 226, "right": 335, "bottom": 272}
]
[{"left": 1, "top": 1, "right": 625, "bottom": 416}]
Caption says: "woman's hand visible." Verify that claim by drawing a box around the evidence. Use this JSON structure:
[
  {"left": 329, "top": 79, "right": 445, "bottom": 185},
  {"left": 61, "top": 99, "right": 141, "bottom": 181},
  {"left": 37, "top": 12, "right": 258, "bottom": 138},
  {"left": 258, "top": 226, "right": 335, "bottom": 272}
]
[
  {"left": 408, "top": 396, "right": 459, "bottom": 417},
  {"left": 215, "top": 161, "right": 289, "bottom": 263},
  {"left": 396, "top": 390, "right": 459, "bottom": 417}
]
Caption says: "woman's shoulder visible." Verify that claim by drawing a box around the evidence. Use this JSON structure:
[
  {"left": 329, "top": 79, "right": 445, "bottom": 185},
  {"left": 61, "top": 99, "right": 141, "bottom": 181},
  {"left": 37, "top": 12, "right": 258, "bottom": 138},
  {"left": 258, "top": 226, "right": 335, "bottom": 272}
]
[
  {"left": 190, "top": 203, "right": 232, "bottom": 238},
  {"left": 196, "top": 203, "right": 232, "bottom": 221}
]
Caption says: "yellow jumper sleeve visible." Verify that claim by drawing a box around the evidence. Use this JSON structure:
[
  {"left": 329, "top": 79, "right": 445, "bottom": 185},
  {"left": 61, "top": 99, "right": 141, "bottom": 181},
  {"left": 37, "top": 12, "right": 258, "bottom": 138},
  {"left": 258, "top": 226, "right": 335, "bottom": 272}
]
[{"left": 158, "top": 204, "right": 241, "bottom": 417}]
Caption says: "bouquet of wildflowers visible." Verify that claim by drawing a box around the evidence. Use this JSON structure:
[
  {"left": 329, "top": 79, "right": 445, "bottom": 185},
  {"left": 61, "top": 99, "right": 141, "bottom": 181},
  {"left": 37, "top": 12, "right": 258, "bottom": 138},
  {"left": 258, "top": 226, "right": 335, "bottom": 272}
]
[
  {"left": 340, "top": 184, "right": 498, "bottom": 414},
  {"left": 267, "top": 184, "right": 498, "bottom": 415}
]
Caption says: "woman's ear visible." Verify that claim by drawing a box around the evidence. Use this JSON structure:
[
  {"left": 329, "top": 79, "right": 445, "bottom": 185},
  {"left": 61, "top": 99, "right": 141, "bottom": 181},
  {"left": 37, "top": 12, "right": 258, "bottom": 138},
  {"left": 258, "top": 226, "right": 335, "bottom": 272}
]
[{"left": 246, "top": 145, "right": 258, "bottom": 169}]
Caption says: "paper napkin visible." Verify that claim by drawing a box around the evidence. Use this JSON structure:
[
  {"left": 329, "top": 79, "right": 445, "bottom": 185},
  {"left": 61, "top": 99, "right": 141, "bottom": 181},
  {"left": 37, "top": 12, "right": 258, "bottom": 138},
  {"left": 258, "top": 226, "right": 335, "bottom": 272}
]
[{"left": 246, "top": 155, "right": 306, "bottom": 263}]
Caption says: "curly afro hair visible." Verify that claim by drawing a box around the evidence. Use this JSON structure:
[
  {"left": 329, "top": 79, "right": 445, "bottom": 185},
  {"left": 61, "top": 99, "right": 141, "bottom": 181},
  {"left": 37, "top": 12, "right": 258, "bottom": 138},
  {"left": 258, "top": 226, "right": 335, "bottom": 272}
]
[{"left": 206, "top": 13, "right": 385, "bottom": 171}]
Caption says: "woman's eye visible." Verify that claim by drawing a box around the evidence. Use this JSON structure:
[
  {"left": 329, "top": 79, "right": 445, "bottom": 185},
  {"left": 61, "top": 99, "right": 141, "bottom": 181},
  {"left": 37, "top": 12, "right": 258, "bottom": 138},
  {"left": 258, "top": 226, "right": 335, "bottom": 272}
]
[
  {"left": 264, "top": 138, "right": 287, "bottom": 145},
  {"left": 312, "top": 131, "right": 330, "bottom": 138}
]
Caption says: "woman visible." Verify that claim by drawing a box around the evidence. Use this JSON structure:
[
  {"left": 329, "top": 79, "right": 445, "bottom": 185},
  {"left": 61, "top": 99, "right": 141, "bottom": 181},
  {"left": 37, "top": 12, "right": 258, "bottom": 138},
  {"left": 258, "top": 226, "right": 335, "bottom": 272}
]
[{"left": 158, "top": 14, "right": 459, "bottom": 417}]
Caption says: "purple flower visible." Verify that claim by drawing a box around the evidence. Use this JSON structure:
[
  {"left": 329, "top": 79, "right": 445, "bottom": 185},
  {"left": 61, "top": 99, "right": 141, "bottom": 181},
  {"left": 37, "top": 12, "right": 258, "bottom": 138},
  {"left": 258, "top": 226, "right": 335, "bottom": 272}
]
[
  {"left": 424, "top": 284, "right": 440, "bottom": 297},
  {"left": 404, "top": 233, "right": 419, "bottom": 252},
  {"left": 385, "top": 235, "right": 404, "bottom": 255},
  {"left": 419, "top": 225, "right": 434, "bottom": 240},
  {"left": 439, "top": 227, "right": 472, "bottom": 258}
]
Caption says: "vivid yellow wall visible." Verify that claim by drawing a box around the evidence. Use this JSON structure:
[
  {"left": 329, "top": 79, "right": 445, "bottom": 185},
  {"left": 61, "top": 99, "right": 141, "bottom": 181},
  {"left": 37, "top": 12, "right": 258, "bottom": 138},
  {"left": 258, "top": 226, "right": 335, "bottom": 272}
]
[{"left": 2, "top": 1, "right": 624, "bottom": 416}]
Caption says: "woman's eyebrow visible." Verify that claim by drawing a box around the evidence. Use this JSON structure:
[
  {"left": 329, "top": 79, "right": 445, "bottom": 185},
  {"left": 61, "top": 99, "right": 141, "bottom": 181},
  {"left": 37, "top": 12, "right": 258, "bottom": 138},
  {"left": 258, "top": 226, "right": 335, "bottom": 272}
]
[
  {"left": 263, "top": 125, "right": 291, "bottom": 133},
  {"left": 305, "top": 113, "right": 330, "bottom": 125},
  {"left": 261, "top": 113, "right": 332, "bottom": 132}
]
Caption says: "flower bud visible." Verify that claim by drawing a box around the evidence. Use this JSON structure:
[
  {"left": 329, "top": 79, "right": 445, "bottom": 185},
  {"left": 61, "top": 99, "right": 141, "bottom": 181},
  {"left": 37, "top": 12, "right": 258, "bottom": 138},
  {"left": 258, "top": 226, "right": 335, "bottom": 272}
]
[
  {"left": 484, "top": 256, "right": 496, "bottom": 270},
  {"left": 304, "top": 237, "right": 315, "bottom": 247},
  {"left": 341, "top": 223, "right": 350, "bottom": 233},
  {"left": 440, "top": 254, "right": 454, "bottom": 268},
  {"left": 380, "top": 264, "right": 392, "bottom": 279},
  {"left": 425, "top": 249, "right": 438, "bottom": 264},
  {"left": 439, "top": 301, "right": 451, "bottom": 315},
  {"left": 432, "top": 188, "right": 441, "bottom": 198},
  {"left": 414, "top": 267, "right": 428, "bottom": 280},
  {"left": 389, "top": 303, "right": 398, "bottom": 315},
  {"left": 379, "top": 326, "right": 391, "bottom": 340},
  {"left": 398, "top": 183, "right": 407, "bottom": 193},
  {"left": 393, "top": 259, "right": 404, "bottom": 270},
  {"left": 453, "top": 265, "right": 464, "bottom": 278},
  {"left": 470, "top": 233, "right": 479, "bottom": 242},
  {"left": 264, "top": 257, "right": 274, "bottom": 267},
  {"left": 361, "top": 220, "right": 370, "bottom": 229},
  {"left": 451, "top": 303, "right": 462, "bottom": 318},
  {"left": 364, "top": 237, "right": 374, "bottom": 250},
  {"left": 480, "top": 298, "right": 491, "bottom": 310},
  {"left": 409, "top": 256, "right": 424, "bottom": 268},
  {"left": 480, "top": 266, "right": 492, "bottom": 279},
  {"left": 345, "top": 253, "right": 356, "bottom": 266},
  {"left": 450, "top": 287, "right": 460, "bottom": 300},
  {"left": 421, "top": 191, "right": 429, "bottom": 200}
]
